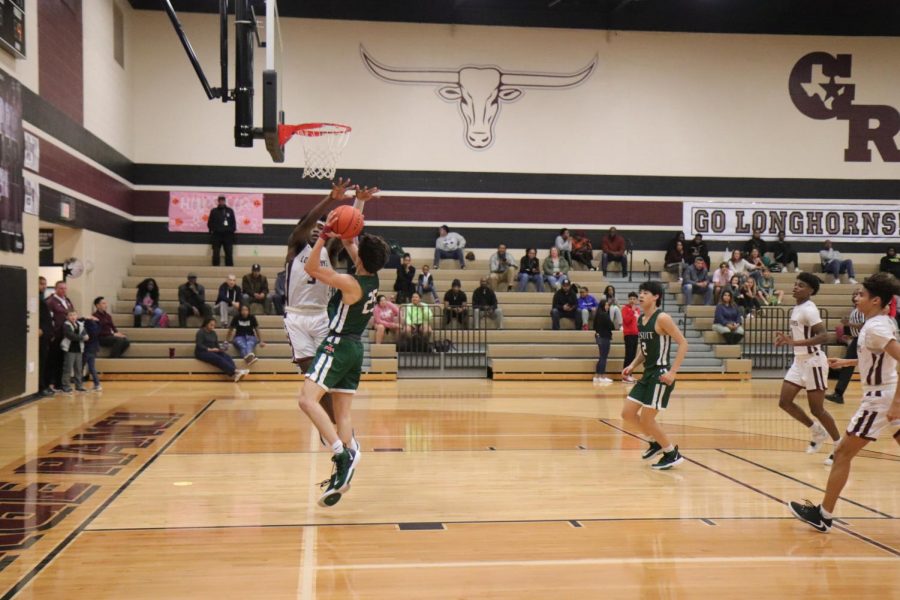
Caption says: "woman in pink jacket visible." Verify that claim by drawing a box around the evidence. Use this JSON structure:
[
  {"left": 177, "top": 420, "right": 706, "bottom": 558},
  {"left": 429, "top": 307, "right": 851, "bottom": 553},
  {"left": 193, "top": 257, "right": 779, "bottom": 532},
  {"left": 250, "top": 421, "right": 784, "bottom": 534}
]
[{"left": 372, "top": 294, "right": 400, "bottom": 344}]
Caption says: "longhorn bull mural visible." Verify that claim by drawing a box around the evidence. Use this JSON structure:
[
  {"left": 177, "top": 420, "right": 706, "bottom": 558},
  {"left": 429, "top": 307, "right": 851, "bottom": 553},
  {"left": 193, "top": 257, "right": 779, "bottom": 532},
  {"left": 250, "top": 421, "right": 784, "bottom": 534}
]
[{"left": 360, "top": 46, "right": 597, "bottom": 150}]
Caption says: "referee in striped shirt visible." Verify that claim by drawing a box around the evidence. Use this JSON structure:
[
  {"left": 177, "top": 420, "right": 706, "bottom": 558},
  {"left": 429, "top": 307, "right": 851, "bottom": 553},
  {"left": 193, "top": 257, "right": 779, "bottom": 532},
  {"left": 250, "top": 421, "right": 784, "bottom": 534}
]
[{"left": 826, "top": 289, "right": 865, "bottom": 404}]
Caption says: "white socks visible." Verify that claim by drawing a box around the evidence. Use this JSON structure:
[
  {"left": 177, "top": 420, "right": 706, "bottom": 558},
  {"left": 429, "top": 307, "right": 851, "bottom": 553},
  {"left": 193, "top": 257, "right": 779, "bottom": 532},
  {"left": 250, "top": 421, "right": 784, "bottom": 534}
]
[
  {"left": 663, "top": 444, "right": 675, "bottom": 453},
  {"left": 331, "top": 440, "right": 344, "bottom": 455},
  {"left": 820, "top": 506, "right": 833, "bottom": 519}
]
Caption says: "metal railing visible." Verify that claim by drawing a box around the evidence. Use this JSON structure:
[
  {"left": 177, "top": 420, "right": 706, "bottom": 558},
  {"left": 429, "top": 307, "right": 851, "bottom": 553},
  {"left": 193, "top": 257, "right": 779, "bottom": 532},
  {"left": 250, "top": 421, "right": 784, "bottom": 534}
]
[
  {"left": 740, "top": 306, "right": 829, "bottom": 369},
  {"left": 397, "top": 304, "right": 488, "bottom": 374}
]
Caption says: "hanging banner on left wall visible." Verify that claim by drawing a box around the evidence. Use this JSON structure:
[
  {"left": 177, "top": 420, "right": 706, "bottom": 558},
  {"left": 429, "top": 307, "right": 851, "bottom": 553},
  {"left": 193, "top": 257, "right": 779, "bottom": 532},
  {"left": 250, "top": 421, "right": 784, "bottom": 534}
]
[
  {"left": 168, "top": 192, "right": 264, "bottom": 234},
  {"left": 0, "top": 71, "right": 23, "bottom": 253}
]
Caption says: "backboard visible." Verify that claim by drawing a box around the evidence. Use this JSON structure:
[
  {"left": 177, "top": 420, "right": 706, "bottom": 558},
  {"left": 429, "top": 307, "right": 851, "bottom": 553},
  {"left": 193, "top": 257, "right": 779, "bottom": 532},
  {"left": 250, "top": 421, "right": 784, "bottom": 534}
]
[{"left": 261, "top": 0, "right": 285, "bottom": 162}]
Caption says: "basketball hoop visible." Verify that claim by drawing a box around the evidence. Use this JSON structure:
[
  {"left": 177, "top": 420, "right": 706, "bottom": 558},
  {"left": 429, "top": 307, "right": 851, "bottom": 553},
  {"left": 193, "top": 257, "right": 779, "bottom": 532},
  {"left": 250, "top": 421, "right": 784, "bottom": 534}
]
[{"left": 278, "top": 122, "right": 352, "bottom": 179}]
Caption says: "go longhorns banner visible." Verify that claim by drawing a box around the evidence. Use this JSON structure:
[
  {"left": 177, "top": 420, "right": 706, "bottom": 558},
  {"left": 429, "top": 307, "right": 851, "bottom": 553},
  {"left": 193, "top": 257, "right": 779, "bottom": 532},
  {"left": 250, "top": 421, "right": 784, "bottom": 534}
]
[
  {"left": 168, "top": 192, "right": 264, "bottom": 234},
  {"left": 683, "top": 201, "right": 900, "bottom": 242}
]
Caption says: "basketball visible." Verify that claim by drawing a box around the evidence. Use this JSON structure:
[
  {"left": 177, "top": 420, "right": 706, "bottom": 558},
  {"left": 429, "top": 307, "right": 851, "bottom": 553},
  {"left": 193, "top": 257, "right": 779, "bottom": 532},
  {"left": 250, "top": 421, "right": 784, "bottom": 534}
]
[{"left": 329, "top": 205, "right": 364, "bottom": 239}]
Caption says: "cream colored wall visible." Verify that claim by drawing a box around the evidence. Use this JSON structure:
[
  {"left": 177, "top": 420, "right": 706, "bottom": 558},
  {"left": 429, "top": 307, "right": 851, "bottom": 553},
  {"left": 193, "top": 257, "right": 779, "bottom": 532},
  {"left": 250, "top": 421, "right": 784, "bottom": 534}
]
[
  {"left": 53, "top": 228, "right": 133, "bottom": 313},
  {"left": 129, "top": 14, "right": 900, "bottom": 179}
]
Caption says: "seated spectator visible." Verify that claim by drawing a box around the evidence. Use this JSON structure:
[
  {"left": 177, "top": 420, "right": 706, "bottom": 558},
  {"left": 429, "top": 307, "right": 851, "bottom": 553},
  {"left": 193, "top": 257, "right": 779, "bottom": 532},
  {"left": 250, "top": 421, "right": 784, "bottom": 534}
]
[
  {"left": 178, "top": 273, "right": 212, "bottom": 327},
  {"left": 603, "top": 285, "right": 623, "bottom": 330},
  {"left": 555, "top": 228, "right": 573, "bottom": 265},
  {"left": 402, "top": 292, "right": 433, "bottom": 336},
  {"left": 724, "top": 274, "right": 743, "bottom": 302},
  {"left": 686, "top": 233, "right": 710, "bottom": 269},
  {"left": 517, "top": 248, "right": 544, "bottom": 292},
  {"left": 242, "top": 264, "right": 273, "bottom": 314},
  {"left": 226, "top": 304, "right": 266, "bottom": 366},
  {"left": 443, "top": 278, "right": 468, "bottom": 328},
  {"left": 571, "top": 231, "right": 595, "bottom": 271},
  {"left": 82, "top": 313, "right": 102, "bottom": 391},
  {"left": 416, "top": 265, "right": 439, "bottom": 303},
  {"left": 195, "top": 317, "right": 248, "bottom": 381},
  {"left": 372, "top": 294, "right": 401, "bottom": 343},
  {"left": 133, "top": 278, "right": 165, "bottom": 328},
  {"left": 433, "top": 225, "right": 466, "bottom": 269},
  {"left": 543, "top": 246, "right": 570, "bottom": 290},
  {"left": 488, "top": 244, "right": 517, "bottom": 291},
  {"left": 216, "top": 274, "right": 242, "bottom": 325},
  {"left": 473, "top": 278, "right": 504, "bottom": 329},
  {"left": 736, "top": 279, "right": 762, "bottom": 317},
  {"left": 664, "top": 240, "right": 687, "bottom": 281},
  {"left": 727, "top": 249, "right": 763, "bottom": 286},
  {"left": 682, "top": 256, "right": 713, "bottom": 305},
  {"left": 880, "top": 246, "right": 900, "bottom": 278},
  {"left": 819, "top": 240, "right": 857, "bottom": 284},
  {"left": 758, "top": 269, "right": 784, "bottom": 305},
  {"left": 712, "top": 262, "right": 735, "bottom": 303},
  {"left": 93, "top": 297, "right": 130, "bottom": 357},
  {"left": 601, "top": 227, "right": 628, "bottom": 277},
  {"left": 60, "top": 310, "right": 88, "bottom": 393},
  {"left": 394, "top": 253, "right": 416, "bottom": 304},
  {"left": 712, "top": 291, "right": 744, "bottom": 344},
  {"left": 551, "top": 280, "right": 582, "bottom": 330},
  {"left": 270, "top": 270, "right": 286, "bottom": 315},
  {"left": 748, "top": 247, "right": 773, "bottom": 271},
  {"left": 593, "top": 298, "right": 615, "bottom": 384},
  {"left": 742, "top": 229, "right": 767, "bottom": 258},
  {"left": 577, "top": 286, "right": 599, "bottom": 330},
  {"left": 666, "top": 232, "right": 686, "bottom": 253},
  {"left": 772, "top": 231, "right": 800, "bottom": 273}
]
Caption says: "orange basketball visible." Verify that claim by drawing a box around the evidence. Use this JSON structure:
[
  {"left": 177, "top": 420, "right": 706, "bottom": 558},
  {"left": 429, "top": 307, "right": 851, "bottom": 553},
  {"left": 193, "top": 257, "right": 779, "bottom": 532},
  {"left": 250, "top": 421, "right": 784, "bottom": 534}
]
[{"left": 329, "top": 205, "right": 364, "bottom": 239}]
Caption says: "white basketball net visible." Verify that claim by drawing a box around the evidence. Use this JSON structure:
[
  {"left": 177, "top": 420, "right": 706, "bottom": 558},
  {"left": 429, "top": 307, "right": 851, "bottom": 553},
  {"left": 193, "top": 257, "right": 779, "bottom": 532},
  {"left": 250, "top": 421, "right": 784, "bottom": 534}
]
[{"left": 296, "top": 123, "right": 352, "bottom": 180}]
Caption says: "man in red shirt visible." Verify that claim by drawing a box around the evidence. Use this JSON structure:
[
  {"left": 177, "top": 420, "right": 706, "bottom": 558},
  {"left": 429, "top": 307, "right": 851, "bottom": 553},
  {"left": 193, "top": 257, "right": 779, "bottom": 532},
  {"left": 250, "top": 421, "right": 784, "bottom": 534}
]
[
  {"left": 621, "top": 291, "right": 641, "bottom": 383},
  {"left": 93, "top": 297, "right": 131, "bottom": 357},
  {"left": 601, "top": 227, "right": 628, "bottom": 277}
]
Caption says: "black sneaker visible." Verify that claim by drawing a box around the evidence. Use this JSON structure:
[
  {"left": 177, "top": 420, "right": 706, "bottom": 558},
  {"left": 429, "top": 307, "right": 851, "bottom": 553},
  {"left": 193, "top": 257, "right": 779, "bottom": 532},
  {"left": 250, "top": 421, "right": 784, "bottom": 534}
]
[
  {"left": 825, "top": 393, "right": 844, "bottom": 404},
  {"left": 788, "top": 500, "right": 832, "bottom": 532},
  {"left": 317, "top": 448, "right": 355, "bottom": 507},
  {"left": 641, "top": 441, "right": 663, "bottom": 460},
  {"left": 651, "top": 446, "right": 684, "bottom": 470}
]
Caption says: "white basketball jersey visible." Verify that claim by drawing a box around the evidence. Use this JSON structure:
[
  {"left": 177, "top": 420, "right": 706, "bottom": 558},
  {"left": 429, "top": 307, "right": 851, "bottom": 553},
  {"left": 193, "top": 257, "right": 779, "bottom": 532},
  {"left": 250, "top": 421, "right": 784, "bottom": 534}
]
[
  {"left": 857, "top": 314, "right": 898, "bottom": 391},
  {"left": 789, "top": 300, "right": 822, "bottom": 356},
  {"left": 286, "top": 244, "right": 331, "bottom": 309}
]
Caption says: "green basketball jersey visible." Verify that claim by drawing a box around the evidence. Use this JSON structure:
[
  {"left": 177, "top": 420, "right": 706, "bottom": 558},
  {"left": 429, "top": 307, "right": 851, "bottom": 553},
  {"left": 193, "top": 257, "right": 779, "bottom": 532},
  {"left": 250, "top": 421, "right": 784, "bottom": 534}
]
[
  {"left": 638, "top": 309, "right": 671, "bottom": 372},
  {"left": 327, "top": 274, "right": 379, "bottom": 336}
]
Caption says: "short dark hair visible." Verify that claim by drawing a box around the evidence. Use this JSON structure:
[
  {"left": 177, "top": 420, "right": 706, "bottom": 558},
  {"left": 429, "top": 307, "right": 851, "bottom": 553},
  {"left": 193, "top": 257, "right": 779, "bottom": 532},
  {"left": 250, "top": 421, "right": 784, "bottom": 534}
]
[
  {"left": 559, "top": 227, "right": 568, "bottom": 235},
  {"left": 376, "top": 294, "right": 385, "bottom": 302},
  {"left": 358, "top": 233, "right": 389, "bottom": 274},
  {"left": 862, "top": 272, "right": 900, "bottom": 308},
  {"left": 451, "top": 278, "right": 461, "bottom": 288},
  {"left": 628, "top": 291, "right": 638, "bottom": 299},
  {"left": 796, "top": 272, "right": 821, "bottom": 295},
  {"left": 93, "top": 296, "right": 104, "bottom": 307},
  {"left": 201, "top": 317, "right": 216, "bottom": 328},
  {"left": 402, "top": 253, "right": 411, "bottom": 259},
  {"left": 217, "top": 195, "right": 226, "bottom": 201},
  {"left": 638, "top": 281, "right": 664, "bottom": 306}
]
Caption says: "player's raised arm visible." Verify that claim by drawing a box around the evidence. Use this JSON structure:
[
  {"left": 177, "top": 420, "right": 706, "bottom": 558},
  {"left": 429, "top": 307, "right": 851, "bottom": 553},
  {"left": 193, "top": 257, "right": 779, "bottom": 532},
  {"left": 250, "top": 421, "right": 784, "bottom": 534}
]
[
  {"left": 287, "top": 178, "right": 353, "bottom": 254},
  {"left": 305, "top": 227, "right": 363, "bottom": 305},
  {"left": 342, "top": 185, "right": 380, "bottom": 266},
  {"left": 656, "top": 312, "right": 688, "bottom": 385}
]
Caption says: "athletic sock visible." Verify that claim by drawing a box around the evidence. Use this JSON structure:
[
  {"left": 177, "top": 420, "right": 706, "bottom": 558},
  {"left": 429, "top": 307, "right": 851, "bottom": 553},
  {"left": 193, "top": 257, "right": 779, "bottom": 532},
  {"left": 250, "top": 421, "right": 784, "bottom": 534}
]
[
  {"left": 643, "top": 436, "right": 656, "bottom": 443},
  {"left": 331, "top": 440, "right": 344, "bottom": 455},
  {"left": 663, "top": 444, "right": 675, "bottom": 453},
  {"left": 820, "top": 506, "right": 833, "bottom": 519}
]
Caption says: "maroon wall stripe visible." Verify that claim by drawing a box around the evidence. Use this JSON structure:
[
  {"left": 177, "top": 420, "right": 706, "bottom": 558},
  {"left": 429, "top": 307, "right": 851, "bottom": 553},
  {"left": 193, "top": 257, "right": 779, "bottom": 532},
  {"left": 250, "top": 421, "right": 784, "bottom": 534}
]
[
  {"left": 40, "top": 137, "right": 132, "bottom": 213},
  {"left": 132, "top": 191, "right": 682, "bottom": 225},
  {"left": 38, "top": 0, "right": 83, "bottom": 125}
]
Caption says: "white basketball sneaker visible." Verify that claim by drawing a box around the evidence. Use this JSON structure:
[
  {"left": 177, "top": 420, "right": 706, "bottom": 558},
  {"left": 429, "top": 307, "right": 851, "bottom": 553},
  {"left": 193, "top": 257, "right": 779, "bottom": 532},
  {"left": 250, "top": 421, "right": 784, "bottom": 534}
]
[{"left": 806, "top": 423, "right": 829, "bottom": 454}]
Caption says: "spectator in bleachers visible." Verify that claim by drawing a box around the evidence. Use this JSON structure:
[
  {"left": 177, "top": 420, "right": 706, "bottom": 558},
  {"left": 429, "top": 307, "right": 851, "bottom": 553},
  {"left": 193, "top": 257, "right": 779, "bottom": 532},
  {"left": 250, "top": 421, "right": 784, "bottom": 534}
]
[
  {"left": 60, "top": 309, "right": 88, "bottom": 393},
  {"left": 178, "top": 273, "right": 212, "bottom": 328},
  {"left": 577, "top": 286, "right": 599, "bottom": 330},
  {"left": 208, "top": 195, "right": 236, "bottom": 267},
  {"left": 215, "top": 274, "right": 242, "bottom": 325},
  {"left": 473, "top": 278, "right": 503, "bottom": 330},
  {"left": 879, "top": 247, "right": 900, "bottom": 278},
  {"left": 134, "top": 278, "right": 165, "bottom": 328},
  {"left": 242, "top": 264, "right": 273, "bottom": 314},
  {"left": 727, "top": 249, "right": 763, "bottom": 285},
  {"left": 416, "top": 265, "right": 439, "bottom": 303},
  {"left": 46, "top": 280, "right": 75, "bottom": 390},
  {"left": 748, "top": 247, "right": 773, "bottom": 272},
  {"left": 570, "top": 231, "right": 596, "bottom": 271},
  {"left": 443, "top": 279, "right": 468, "bottom": 328},
  {"left": 394, "top": 253, "right": 416, "bottom": 304},
  {"left": 666, "top": 232, "right": 685, "bottom": 253},
  {"left": 601, "top": 227, "right": 628, "bottom": 277},
  {"left": 373, "top": 295, "right": 401, "bottom": 344},
  {"left": 592, "top": 298, "right": 615, "bottom": 384},
  {"left": 724, "top": 274, "right": 742, "bottom": 302},
  {"left": 194, "top": 317, "right": 248, "bottom": 382},
  {"left": 551, "top": 280, "right": 582, "bottom": 330},
  {"left": 819, "top": 240, "right": 858, "bottom": 284},
  {"left": 271, "top": 269, "right": 286, "bottom": 316},
  {"left": 682, "top": 256, "right": 713, "bottom": 305},
  {"left": 621, "top": 292, "right": 640, "bottom": 383},
  {"left": 603, "top": 285, "right": 622, "bottom": 330},
  {"left": 82, "top": 312, "right": 102, "bottom": 392},
  {"left": 555, "top": 228, "right": 573, "bottom": 265},
  {"left": 772, "top": 231, "right": 800, "bottom": 273},
  {"left": 488, "top": 244, "right": 517, "bottom": 292},
  {"left": 226, "top": 304, "right": 266, "bottom": 366},
  {"left": 712, "top": 291, "right": 744, "bottom": 344},
  {"left": 742, "top": 229, "right": 767, "bottom": 257},
  {"left": 664, "top": 240, "right": 687, "bottom": 281},
  {"left": 517, "top": 248, "right": 544, "bottom": 292},
  {"left": 736, "top": 279, "right": 761, "bottom": 317},
  {"left": 93, "top": 297, "right": 130, "bottom": 358},
  {"left": 402, "top": 292, "right": 433, "bottom": 336},
  {"left": 712, "top": 262, "right": 734, "bottom": 303},
  {"left": 433, "top": 225, "right": 466, "bottom": 269},
  {"left": 758, "top": 269, "right": 784, "bottom": 305},
  {"left": 543, "top": 246, "right": 570, "bottom": 290},
  {"left": 687, "top": 233, "right": 710, "bottom": 269}
]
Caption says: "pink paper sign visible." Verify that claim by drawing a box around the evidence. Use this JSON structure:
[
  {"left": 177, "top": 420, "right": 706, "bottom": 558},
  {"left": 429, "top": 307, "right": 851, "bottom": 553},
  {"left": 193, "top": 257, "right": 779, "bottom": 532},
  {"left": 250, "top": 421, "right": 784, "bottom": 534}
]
[{"left": 168, "top": 192, "right": 264, "bottom": 233}]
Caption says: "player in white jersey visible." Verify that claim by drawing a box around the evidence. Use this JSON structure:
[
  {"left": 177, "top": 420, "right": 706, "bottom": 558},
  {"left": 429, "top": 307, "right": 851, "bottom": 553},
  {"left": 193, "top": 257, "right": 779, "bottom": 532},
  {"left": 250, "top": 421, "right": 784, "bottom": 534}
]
[
  {"left": 774, "top": 273, "right": 841, "bottom": 463},
  {"left": 789, "top": 272, "right": 900, "bottom": 532},
  {"left": 284, "top": 178, "right": 377, "bottom": 425}
]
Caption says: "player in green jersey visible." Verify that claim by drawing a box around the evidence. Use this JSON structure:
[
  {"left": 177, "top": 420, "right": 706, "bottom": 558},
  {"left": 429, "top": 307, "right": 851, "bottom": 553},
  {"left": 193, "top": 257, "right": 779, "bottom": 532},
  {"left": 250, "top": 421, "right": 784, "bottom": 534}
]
[
  {"left": 621, "top": 281, "right": 689, "bottom": 470},
  {"left": 298, "top": 211, "right": 390, "bottom": 507}
]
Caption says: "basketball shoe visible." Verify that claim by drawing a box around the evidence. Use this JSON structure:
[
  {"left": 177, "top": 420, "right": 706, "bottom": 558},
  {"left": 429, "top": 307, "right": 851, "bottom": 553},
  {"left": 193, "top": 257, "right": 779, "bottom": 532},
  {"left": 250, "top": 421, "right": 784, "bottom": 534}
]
[
  {"left": 651, "top": 446, "right": 684, "bottom": 470},
  {"left": 788, "top": 500, "right": 832, "bottom": 532},
  {"left": 318, "top": 447, "right": 357, "bottom": 507},
  {"left": 641, "top": 440, "right": 663, "bottom": 460},
  {"left": 806, "top": 422, "right": 829, "bottom": 454}
]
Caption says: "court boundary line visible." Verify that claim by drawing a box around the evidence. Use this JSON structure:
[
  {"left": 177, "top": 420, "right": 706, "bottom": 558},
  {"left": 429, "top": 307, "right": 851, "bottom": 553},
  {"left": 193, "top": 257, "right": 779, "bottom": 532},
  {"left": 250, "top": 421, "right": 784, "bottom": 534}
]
[{"left": 0, "top": 398, "right": 218, "bottom": 600}]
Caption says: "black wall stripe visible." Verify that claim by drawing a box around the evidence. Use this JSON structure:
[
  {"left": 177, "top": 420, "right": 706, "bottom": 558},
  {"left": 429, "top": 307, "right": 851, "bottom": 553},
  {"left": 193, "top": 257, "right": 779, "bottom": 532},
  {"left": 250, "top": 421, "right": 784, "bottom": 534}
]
[{"left": 39, "top": 186, "right": 133, "bottom": 242}]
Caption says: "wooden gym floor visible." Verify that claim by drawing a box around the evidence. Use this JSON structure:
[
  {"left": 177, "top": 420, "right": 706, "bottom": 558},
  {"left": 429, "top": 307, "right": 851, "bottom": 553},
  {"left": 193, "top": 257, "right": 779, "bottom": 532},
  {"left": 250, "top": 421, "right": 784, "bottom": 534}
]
[{"left": 0, "top": 379, "right": 896, "bottom": 599}]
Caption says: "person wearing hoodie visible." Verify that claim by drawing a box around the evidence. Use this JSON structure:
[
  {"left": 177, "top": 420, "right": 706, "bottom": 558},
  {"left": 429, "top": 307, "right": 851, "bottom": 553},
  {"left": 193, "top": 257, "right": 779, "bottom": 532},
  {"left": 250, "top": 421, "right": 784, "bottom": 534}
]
[{"left": 433, "top": 225, "right": 466, "bottom": 269}]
